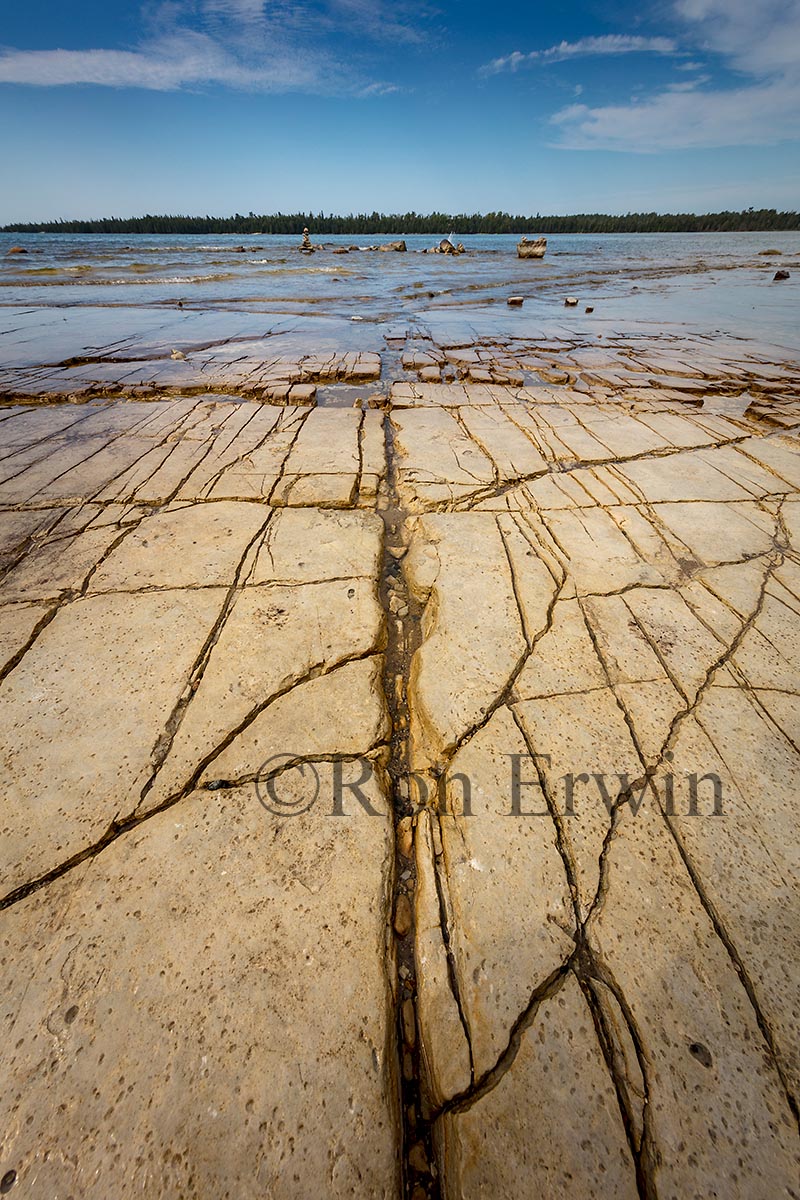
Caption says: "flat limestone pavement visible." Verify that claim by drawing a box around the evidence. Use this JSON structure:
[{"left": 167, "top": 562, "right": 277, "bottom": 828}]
[
  {"left": 396, "top": 379, "right": 800, "bottom": 1198},
  {"left": 0, "top": 397, "right": 398, "bottom": 1197},
  {"left": 0, "top": 358, "right": 799, "bottom": 1199}
]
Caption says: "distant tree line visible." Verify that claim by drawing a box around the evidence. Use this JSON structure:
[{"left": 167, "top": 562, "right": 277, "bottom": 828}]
[{"left": 3, "top": 209, "right": 799, "bottom": 234}]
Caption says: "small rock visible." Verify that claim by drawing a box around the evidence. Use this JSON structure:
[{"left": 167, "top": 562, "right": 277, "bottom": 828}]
[
  {"left": 389, "top": 595, "right": 403, "bottom": 614},
  {"left": 5, "top": 246, "right": 27, "bottom": 255},
  {"left": 585, "top": 306, "right": 594, "bottom": 313},
  {"left": 759, "top": 248, "right": 782, "bottom": 255},
  {"left": 403, "top": 1051, "right": 414, "bottom": 1080},
  {"left": 402, "top": 998, "right": 416, "bottom": 1048},
  {"left": 397, "top": 604, "right": 409, "bottom": 617},
  {"left": 170, "top": 349, "right": 186, "bottom": 360},
  {"left": 408, "top": 1142, "right": 428, "bottom": 1173},
  {"left": 564, "top": 296, "right": 578, "bottom": 306},
  {"left": 773, "top": 270, "right": 790, "bottom": 281},
  {"left": 507, "top": 296, "right": 524, "bottom": 307},
  {"left": 411, "top": 1187, "right": 427, "bottom": 1200},
  {"left": 394, "top": 893, "right": 412, "bottom": 937},
  {"left": 389, "top": 546, "right": 406, "bottom": 559},
  {"left": 397, "top": 816, "right": 413, "bottom": 858}
]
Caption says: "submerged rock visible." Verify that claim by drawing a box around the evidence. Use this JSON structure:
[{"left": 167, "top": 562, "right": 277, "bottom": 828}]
[{"left": 773, "top": 270, "right": 791, "bottom": 281}]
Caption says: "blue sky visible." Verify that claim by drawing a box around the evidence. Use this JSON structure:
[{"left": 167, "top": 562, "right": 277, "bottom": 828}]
[{"left": 1, "top": 0, "right": 798, "bottom": 220}]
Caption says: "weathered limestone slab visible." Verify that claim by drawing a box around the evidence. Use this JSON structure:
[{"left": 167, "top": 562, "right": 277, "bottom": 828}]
[
  {"left": 0, "top": 779, "right": 399, "bottom": 1199},
  {"left": 396, "top": 382, "right": 800, "bottom": 1195},
  {"left": 0, "top": 587, "right": 227, "bottom": 893},
  {"left": 392, "top": 410, "right": 496, "bottom": 509},
  {"left": 88, "top": 500, "right": 270, "bottom": 591},
  {"left": 438, "top": 976, "right": 639, "bottom": 1200}
]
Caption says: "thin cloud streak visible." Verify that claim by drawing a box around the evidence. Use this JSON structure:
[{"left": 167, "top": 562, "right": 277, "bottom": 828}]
[
  {"left": 481, "top": 35, "right": 677, "bottom": 76},
  {"left": 0, "top": 35, "right": 330, "bottom": 91}
]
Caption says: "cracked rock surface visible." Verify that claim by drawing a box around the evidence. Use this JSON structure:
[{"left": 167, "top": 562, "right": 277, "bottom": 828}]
[{"left": 0, "top": 320, "right": 799, "bottom": 1198}]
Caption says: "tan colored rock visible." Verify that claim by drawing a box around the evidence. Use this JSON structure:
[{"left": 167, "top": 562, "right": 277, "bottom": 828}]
[
  {"left": 0, "top": 588, "right": 227, "bottom": 893},
  {"left": 0, "top": 780, "right": 399, "bottom": 1198},
  {"left": 440, "top": 976, "right": 638, "bottom": 1199}
]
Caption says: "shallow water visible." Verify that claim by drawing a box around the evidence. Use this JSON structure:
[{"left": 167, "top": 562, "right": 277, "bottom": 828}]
[{"left": 1, "top": 230, "right": 798, "bottom": 344}]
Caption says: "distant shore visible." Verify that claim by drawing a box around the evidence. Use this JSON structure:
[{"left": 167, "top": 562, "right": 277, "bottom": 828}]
[{"left": 3, "top": 207, "right": 800, "bottom": 235}]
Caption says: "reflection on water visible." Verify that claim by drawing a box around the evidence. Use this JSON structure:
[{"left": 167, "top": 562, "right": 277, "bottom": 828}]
[{"left": 1, "top": 230, "right": 798, "bottom": 342}]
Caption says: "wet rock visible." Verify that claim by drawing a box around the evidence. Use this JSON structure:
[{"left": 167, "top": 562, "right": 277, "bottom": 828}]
[
  {"left": 565, "top": 296, "right": 578, "bottom": 306},
  {"left": 397, "top": 816, "right": 414, "bottom": 858},
  {"left": 394, "top": 892, "right": 412, "bottom": 936},
  {"left": 5, "top": 246, "right": 26, "bottom": 255},
  {"left": 408, "top": 1142, "right": 428, "bottom": 1173},
  {"left": 773, "top": 269, "right": 790, "bottom": 281},
  {"left": 517, "top": 235, "right": 547, "bottom": 259},
  {"left": 287, "top": 382, "right": 317, "bottom": 404},
  {"left": 585, "top": 305, "right": 594, "bottom": 313},
  {"left": 379, "top": 241, "right": 407, "bottom": 252},
  {"left": 759, "top": 248, "right": 782, "bottom": 255},
  {"left": 402, "top": 998, "right": 416, "bottom": 1048},
  {"left": 507, "top": 296, "right": 524, "bottom": 307}
]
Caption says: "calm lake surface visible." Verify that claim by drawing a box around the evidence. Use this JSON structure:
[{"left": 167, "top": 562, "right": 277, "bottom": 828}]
[{"left": 1, "top": 231, "right": 798, "bottom": 346}]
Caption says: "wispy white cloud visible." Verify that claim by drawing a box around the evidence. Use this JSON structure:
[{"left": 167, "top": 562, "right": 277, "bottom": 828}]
[
  {"left": 666, "top": 74, "right": 710, "bottom": 91},
  {"left": 480, "top": 35, "right": 677, "bottom": 77},
  {"left": 552, "top": 78, "right": 800, "bottom": 149},
  {"left": 0, "top": 0, "right": 423, "bottom": 92},
  {"left": 550, "top": 0, "right": 800, "bottom": 150},
  {"left": 358, "top": 80, "right": 402, "bottom": 96},
  {"left": 0, "top": 31, "right": 326, "bottom": 90}
]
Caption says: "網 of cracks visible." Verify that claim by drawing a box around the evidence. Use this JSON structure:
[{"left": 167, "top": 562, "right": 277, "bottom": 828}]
[
  {"left": 417, "top": 510, "right": 568, "bottom": 1110},
  {"left": 0, "top": 646, "right": 383, "bottom": 912},
  {"left": 426, "top": 500, "right": 797, "bottom": 1199}
]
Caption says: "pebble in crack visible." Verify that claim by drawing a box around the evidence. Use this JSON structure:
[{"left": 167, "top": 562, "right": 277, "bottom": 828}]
[{"left": 394, "top": 892, "right": 413, "bottom": 937}]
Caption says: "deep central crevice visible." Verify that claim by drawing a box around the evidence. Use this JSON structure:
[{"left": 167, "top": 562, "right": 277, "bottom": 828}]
[{"left": 379, "top": 410, "right": 440, "bottom": 1200}]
